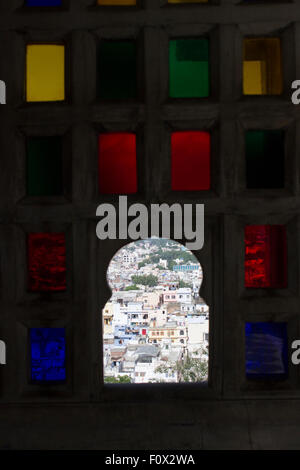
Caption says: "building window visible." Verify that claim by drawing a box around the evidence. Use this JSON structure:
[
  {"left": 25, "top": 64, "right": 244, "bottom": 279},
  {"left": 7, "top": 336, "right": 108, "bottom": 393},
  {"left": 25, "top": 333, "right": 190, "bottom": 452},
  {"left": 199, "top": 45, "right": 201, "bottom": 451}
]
[
  {"left": 26, "top": 44, "right": 65, "bottom": 102},
  {"left": 244, "top": 225, "right": 287, "bottom": 288},
  {"left": 28, "top": 233, "right": 67, "bottom": 292},
  {"left": 245, "top": 130, "right": 285, "bottom": 189},
  {"left": 98, "top": 133, "right": 137, "bottom": 194},
  {"left": 26, "top": 0, "right": 62, "bottom": 5},
  {"left": 97, "top": 40, "right": 137, "bottom": 100},
  {"left": 171, "top": 131, "right": 210, "bottom": 191},
  {"left": 169, "top": 38, "right": 210, "bottom": 98},
  {"left": 103, "top": 239, "right": 209, "bottom": 384},
  {"left": 243, "top": 38, "right": 283, "bottom": 95},
  {"left": 26, "top": 136, "right": 63, "bottom": 196},
  {"left": 245, "top": 322, "right": 288, "bottom": 380},
  {"left": 30, "top": 328, "right": 66, "bottom": 383}
]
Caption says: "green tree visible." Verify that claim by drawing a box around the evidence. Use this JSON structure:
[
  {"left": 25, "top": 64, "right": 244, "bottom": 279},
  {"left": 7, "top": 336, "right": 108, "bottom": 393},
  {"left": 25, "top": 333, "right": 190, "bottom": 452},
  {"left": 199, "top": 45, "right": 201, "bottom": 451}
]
[
  {"left": 124, "top": 285, "right": 138, "bottom": 291},
  {"left": 178, "top": 280, "right": 192, "bottom": 289},
  {"left": 131, "top": 274, "right": 158, "bottom": 287},
  {"left": 155, "top": 348, "right": 208, "bottom": 383},
  {"left": 138, "top": 261, "right": 147, "bottom": 269},
  {"left": 168, "top": 259, "right": 176, "bottom": 270},
  {"left": 175, "top": 353, "right": 208, "bottom": 382},
  {"left": 104, "top": 375, "right": 131, "bottom": 383}
]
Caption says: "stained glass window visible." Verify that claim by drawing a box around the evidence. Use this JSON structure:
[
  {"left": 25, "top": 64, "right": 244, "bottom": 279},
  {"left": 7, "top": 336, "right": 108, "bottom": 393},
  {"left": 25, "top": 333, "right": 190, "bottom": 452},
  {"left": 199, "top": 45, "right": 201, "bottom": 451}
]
[
  {"left": 244, "top": 225, "right": 287, "bottom": 288},
  {"left": 26, "top": 0, "right": 62, "bottom": 5},
  {"left": 245, "top": 130, "right": 285, "bottom": 189},
  {"left": 171, "top": 131, "right": 210, "bottom": 191},
  {"left": 30, "top": 328, "right": 66, "bottom": 382},
  {"left": 27, "top": 136, "right": 63, "bottom": 196},
  {"left": 243, "top": 38, "right": 283, "bottom": 95},
  {"left": 26, "top": 44, "right": 65, "bottom": 102},
  {"left": 98, "top": 133, "right": 137, "bottom": 194},
  {"left": 245, "top": 322, "right": 288, "bottom": 380},
  {"left": 97, "top": 41, "right": 136, "bottom": 100},
  {"left": 28, "top": 233, "right": 67, "bottom": 292},
  {"left": 169, "top": 38, "right": 210, "bottom": 98}
]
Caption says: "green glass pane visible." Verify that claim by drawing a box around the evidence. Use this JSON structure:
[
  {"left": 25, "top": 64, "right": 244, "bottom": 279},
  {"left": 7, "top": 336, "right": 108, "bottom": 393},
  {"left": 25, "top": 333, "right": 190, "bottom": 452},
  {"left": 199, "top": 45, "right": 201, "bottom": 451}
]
[
  {"left": 169, "top": 38, "right": 210, "bottom": 98},
  {"left": 245, "top": 130, "right": 284, "bottom": 189},
  {"left": 98, "top": 41, "right": 137, "bottom": 100},
  {"left": 27, "top": 137, "right": 63, "bottom": 196}
]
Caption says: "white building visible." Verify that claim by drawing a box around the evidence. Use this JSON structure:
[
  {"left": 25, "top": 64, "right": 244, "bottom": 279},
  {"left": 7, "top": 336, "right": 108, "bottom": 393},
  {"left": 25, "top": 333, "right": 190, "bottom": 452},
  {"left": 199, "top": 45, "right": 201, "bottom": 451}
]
[
  {"left": 181, "top": 303, "right": 195, "bottom": 314},
  {"left": 125, "top": 302, "right": 150, "bottom": 328},
  {"left": 122, "top": 250, "right": 137, "bottom": 265},
  {"left": 187, "top": 316, "right": 209, "bottom": 355},
  {"left": 163, "top": 288, "right": 192, "bottom": 304}
]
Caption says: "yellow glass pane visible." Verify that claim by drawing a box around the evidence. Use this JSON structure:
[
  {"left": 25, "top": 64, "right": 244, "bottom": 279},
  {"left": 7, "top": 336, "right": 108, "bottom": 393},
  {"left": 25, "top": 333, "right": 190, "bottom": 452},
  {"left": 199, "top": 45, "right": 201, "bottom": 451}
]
[
  {"left": 168, "top": 0, "right": 208, "bottom": 3},
  {"left": 243, "top": 61, "right": 267, "bottom": 95},
  {"left": 26, "top": 44, "right": 65, "bottom": 102},
  {"left": 243, "top": 38, "right": 282, "bottom": 96},
  {"left": 97, "top": 0, "right": 136, "bottom": 5}
]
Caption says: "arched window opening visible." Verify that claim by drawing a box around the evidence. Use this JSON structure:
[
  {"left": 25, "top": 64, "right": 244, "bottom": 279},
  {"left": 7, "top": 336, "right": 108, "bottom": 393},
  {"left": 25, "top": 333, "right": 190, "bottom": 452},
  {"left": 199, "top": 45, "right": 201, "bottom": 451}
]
[{"left": 102, "top": 238, "right": 209, "bottom": 384}]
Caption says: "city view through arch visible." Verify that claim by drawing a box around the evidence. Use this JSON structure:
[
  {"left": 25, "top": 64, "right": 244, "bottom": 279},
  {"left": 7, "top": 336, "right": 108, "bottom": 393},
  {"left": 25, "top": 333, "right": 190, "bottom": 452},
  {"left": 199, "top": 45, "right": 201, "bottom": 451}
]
[{"left": 103, "top": 238, "right": 209, "bottom": 384}]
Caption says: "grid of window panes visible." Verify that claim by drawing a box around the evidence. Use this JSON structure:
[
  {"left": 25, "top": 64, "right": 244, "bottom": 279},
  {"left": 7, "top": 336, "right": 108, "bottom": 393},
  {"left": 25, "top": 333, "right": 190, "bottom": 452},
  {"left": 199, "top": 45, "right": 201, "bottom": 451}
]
[{"left": 0, "top": 0, "right": 297, "bottom": 396}]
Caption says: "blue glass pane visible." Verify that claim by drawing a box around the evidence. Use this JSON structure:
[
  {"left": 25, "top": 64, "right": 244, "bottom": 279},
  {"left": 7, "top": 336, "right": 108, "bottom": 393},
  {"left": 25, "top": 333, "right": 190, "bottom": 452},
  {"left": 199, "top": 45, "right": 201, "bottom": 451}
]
[
  {"left": 26, "top": 0, "right": 62, "bottom": 6},
  {"left": 30, "top": 328, "right": 66, "bottom": 383},
  {"left": 245, "top": 322, "right": 288, "bottom": 380}
]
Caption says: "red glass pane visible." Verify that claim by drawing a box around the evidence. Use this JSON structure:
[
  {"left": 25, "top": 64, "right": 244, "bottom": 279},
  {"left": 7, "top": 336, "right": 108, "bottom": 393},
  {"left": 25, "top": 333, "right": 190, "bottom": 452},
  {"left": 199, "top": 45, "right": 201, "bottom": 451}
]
[
  {"left": 98, "top": 133, "right": 137, "bottom": 194},
  {"left": 28, "top": 233, "right": 66, "bottom": 292},
  {"left": 171, "top": 131, "right": 210, "bottom": 191},
  {"left": 245, "top": 225, "right": 287, "bottom": 288}
]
